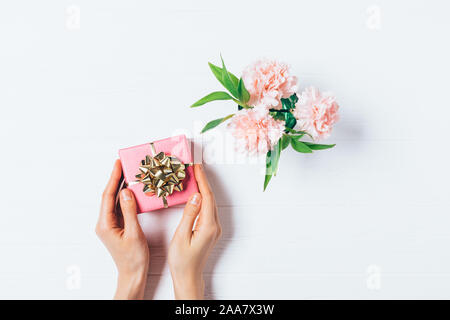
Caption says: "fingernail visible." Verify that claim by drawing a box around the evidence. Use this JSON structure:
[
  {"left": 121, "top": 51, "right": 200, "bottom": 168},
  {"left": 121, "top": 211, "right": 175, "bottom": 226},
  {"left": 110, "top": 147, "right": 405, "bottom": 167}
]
[
  {"left": 190, "top": 193, "right": 200, "bottom": 206},
  {"left": 121, "top": 189, "right": 132, "bottom": 201}
]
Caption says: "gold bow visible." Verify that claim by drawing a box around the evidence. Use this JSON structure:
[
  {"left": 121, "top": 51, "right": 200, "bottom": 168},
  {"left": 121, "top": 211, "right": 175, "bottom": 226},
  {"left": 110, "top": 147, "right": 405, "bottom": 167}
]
[{"left": 135, "top": 144, "right": 188, "bottom": 208}]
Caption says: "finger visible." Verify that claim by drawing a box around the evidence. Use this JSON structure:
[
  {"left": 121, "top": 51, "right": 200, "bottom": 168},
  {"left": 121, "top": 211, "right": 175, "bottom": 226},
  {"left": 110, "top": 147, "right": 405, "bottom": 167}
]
[
  {"left": 175, "top": 192, "right": 202, "bottom": 239},
  {"left": 194, "top": 164, "right": 217, "bottom": 223},
  {"left": 194, "top": 164, "right": 212, "bottom": 195},
  {"left": 119, "top": 189, "right": 140, "bottom": 233},
  {"left": 99, "top": 159, "right": 122, "bottom": 227}
]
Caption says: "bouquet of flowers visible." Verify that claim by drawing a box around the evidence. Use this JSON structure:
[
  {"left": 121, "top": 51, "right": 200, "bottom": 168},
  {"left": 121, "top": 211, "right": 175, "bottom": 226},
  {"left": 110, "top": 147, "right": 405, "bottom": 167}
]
[{"left": 190, "top": 56, "right": 340, "bottom": 190}]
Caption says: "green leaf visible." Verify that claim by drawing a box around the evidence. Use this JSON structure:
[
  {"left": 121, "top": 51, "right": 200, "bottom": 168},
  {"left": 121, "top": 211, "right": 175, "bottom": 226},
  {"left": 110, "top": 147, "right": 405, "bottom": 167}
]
[
  {"left": 208, "top": 62, "right": 239, "bottom": 87},
  {"left": 285, "top": 113, "right": 297, "bottom": 129},
  {"left": 281, "top": 135, "right": 290, "bottom": 150},
  {"left": 279, "top": 97, "right": 297, "bottom": 129},
  {"left": 281, "top": 98, "right": 293, "bottom": 110},
  {"left": 220, "top": 55, "right": 239, "bottom": 99},
  {"left": 191, "top": 91, "right": 234, "bottom": 107},
  {"left": 291, "top": 139, "right": 313, "bottom": 153},
  {"left": 200, "top": 114, "right": 234, "bottom": 133},
  {"left": 289, "top": 93, "right": 298, "bottom": 105},
  {"left": 290, "top": 133, "right": 304, "bottom": 139},
  {"left": 269, "top": 111, "right": 285, "bottom": 121},
  {"left": 264, "top": 140, "right": 282, "bottom": 191},
  {"left": 238, "top": 78, "right": 250, "bottom": 104},
  {"left": 285, "top": 128, "right": 313, "bottom": 139},
  {"left": 264, "top": 151, "right": 274, "bottom": 191},
  {"left": 208, "top": 61, "right": 239, "bottom": 98},
  {"left": 263, "top": 172, "right": 272, "bottom": 191},
  {"left": 303, "top": 142, "right": 336, "bottom": 150},
  {"left": 284, "top": 127, "right": 297, "bottom": 134},
  {"left": 272, "top": 140, "right": 281, "bottom": 176}
]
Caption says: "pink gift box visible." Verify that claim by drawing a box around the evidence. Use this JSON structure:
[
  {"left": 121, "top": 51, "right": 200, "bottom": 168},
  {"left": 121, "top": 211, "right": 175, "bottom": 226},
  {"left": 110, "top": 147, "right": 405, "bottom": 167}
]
[{"left": 119, "top": 135, "right": 198, "bottom": 213}]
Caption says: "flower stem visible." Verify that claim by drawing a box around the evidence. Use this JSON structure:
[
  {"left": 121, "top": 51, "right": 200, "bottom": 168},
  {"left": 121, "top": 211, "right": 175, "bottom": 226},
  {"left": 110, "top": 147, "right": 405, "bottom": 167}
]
[{"left": 269, "top": 108, "right": 289, "bottom": 113}]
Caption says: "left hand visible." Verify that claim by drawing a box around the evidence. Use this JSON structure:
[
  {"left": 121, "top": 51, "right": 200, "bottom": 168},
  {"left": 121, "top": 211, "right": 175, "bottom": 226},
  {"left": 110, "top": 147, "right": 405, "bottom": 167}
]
[{"left": 96, "top": 159, "right": 150, "bottom": 300}]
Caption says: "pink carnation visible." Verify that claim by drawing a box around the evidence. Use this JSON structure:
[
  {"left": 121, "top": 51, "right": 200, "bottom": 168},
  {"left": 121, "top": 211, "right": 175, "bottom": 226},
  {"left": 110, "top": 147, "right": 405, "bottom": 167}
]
[
  {"left": 228, "top": 108, "right": 285, "bottom": 155},
  {"left": 293, "top": 87, "right": 339, "bottom": 140},
  {"left": 242, "top": 59, "right": 298, "bottom": 110}
]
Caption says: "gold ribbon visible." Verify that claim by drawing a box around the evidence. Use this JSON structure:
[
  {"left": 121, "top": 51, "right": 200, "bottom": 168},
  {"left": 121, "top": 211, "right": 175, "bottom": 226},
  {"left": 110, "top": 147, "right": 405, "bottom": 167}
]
[{"left": 134, "top": 143, "right": 189, "bottom": 208}]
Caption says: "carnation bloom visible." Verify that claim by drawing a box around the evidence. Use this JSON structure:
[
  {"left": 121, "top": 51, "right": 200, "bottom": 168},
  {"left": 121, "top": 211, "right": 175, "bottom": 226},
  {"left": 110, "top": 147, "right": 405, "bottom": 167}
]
[
  {"left": 242, "top": 59, "right": 298, "bottom": 110},
  {"left": 293, "top": 87, "right": 339, "bottom": 140},
  {"left": 228, "top": 108, "right": 285, "bottom": 155}
]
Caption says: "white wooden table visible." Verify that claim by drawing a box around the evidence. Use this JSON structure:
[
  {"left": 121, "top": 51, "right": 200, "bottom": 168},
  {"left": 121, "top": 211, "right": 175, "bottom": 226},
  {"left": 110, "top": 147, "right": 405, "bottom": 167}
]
[{"left": 1, "top": 0, "right": 449, "bottom": 299}]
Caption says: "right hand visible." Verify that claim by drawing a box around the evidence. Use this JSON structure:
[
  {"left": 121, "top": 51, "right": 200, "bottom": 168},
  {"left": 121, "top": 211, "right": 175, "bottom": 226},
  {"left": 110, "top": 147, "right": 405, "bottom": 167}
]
[{"left": 168, "top": 164, "right": 222, "bottom": 300}]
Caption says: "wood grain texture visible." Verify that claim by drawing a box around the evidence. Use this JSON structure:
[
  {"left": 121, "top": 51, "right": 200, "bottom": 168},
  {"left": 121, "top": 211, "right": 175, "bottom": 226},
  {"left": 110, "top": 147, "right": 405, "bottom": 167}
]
[{"left": 0, "top": 0, "right": 449, "bottom": 299}]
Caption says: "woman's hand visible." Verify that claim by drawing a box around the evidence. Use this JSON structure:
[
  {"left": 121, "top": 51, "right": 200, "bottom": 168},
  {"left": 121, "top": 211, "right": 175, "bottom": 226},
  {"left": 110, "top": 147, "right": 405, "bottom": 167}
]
[
  {"left": 96, "top": 159, "right": 150, "bottom": 300},
  {"left": 168, "top": 164, "right": 222, "bottom": 300}
]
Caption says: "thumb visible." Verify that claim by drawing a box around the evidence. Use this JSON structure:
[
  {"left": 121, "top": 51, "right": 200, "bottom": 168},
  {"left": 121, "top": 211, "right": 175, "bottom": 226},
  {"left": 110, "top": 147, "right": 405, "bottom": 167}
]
[
  {"left": 176, "top": 193, "right": 202, "bottom": 239},
  {"left": 119, "top": 189, "right": 140, "bottom": 232}
]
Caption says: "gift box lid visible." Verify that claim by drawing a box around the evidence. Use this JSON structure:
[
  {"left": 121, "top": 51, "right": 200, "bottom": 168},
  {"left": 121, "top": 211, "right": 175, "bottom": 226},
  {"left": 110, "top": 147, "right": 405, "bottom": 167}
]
[
  {"left": 118, "top": 134, "right": 198, "bottom": 213},
  {"left": 119, "top": 134, "right": 193, "bottom": 185}
]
